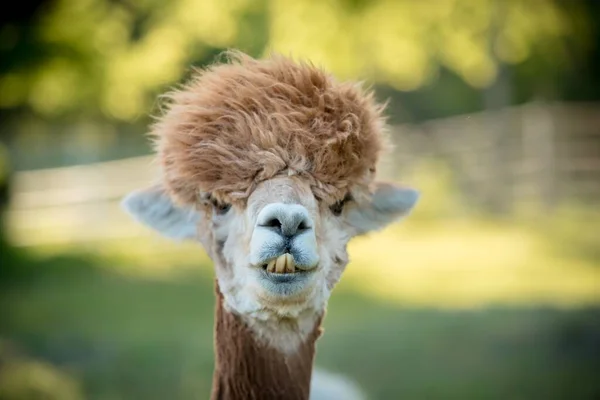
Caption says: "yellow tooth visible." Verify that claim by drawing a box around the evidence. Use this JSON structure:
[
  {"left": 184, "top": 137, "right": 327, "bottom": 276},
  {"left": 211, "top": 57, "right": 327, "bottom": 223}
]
[
  {"left": 285, "top": 253, "right": 295, "bottom": 273},
  {"left": 283, "top": 255, "right": 289, "bottom": 273},
  {"left": 275, "top": 254, "right": 286, "bottom": 273},
  {"left": 267, "top": 260, "right": 276, "bottom": 273}
]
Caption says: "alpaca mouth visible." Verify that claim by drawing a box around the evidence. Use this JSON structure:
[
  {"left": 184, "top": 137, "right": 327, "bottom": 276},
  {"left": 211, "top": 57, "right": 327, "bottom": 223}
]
[
  {"left": 260, "top": 253, "right": 316, "bottom": 275},
  {"left": 262, "top": 253, "right": 296, "bottom": 274},
  {"left": 256, "top": 255, "right": 317, "bottom": 295}
]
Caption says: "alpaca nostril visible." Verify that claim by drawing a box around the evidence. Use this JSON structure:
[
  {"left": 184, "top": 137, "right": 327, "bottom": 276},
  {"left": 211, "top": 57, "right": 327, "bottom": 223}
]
[
  {"left": 264, "top": 218, "right": 282, "bottom": 229},
  {"left": 288, "top": 216, "right": 312, "bottom": 236},
  {"left": 297, "top": 221, "right": 308, "bottom": 231}
]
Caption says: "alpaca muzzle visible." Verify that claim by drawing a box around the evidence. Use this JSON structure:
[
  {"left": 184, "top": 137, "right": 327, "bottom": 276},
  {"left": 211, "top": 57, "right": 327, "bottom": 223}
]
[{"left": 250, "top": 203, "right": 320, "bottom": 273}]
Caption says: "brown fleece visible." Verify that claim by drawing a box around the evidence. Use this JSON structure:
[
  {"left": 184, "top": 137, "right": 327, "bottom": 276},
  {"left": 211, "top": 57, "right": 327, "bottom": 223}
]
[
  {"left": 151, "top": 50, "right": 389, "bottom": 206},
  {"left": 211, "top": 283, "right": 323, "bottom": 400}
]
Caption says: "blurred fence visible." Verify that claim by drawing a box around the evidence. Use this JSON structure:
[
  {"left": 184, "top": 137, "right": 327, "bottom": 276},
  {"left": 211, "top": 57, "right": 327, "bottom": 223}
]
[
  {"left": 385, "top": 101, "right": 600, "bottom": 213},
  {"left": 6, "top": 101, "right": 600, "bottom": 246},
  {"left": 7, "top": 156, "right": 159, "bottom": 246}
]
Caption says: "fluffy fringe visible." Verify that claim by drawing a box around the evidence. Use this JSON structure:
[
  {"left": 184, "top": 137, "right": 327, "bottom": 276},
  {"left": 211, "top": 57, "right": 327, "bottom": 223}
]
[{"left": 150, "top": 50, "right": 389, "bottom": 206}]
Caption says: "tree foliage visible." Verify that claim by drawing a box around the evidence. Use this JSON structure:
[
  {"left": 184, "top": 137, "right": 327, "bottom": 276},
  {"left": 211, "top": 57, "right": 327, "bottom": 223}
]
[{"left": 0, "top": 0, "right": 595, "bottom": 121}]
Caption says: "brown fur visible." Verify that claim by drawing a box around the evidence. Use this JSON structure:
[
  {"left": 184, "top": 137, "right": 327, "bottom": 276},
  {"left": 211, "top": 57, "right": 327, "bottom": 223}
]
[
  {"left": 211, "top": 282, "right": 323, "bottom": 400},
  {"left": 151, "top": 50, "right": 389, "bottom": 206}
]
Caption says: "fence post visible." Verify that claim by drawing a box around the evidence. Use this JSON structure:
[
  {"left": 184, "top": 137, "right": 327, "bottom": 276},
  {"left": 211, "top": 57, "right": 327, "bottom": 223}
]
[
  {"left": 482, "top": 0, "right": 513, "bottom": 215},
  {"left": 522, "top": 102, "right": 556, "bottom": 210}
]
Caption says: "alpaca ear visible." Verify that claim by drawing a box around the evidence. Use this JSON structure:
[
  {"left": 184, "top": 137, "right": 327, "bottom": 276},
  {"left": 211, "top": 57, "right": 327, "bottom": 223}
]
[
  {"left": 121, "top": 185, "right": 201, "bottom": 241},
  {"left": 347, "top": 182, "right": 419, "bottom": 235}
]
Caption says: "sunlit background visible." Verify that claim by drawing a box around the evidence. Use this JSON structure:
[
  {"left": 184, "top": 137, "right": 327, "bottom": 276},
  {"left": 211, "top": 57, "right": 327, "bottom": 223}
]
[{"left": 1, "top": 0, "right": 599, "bottom": 399}]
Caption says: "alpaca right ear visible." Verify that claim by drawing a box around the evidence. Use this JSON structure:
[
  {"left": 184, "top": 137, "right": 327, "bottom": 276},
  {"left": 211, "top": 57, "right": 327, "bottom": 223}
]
[
  {"left": 346, "top": 182, "right": 419, "bottom": 236},
  {"left": 121, "top": 185, "right": 201, "bottom": 241}
]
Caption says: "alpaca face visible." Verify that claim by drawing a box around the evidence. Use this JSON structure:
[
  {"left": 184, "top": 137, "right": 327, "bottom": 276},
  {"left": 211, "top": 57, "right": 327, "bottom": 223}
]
[
  {"left": 122, "top": 176, "right": 418, "bottom": 351},
  {"left": 120, "top": 51, "right": 422, "bottom": 351},
  {"left": 211, "top": 176, "right": 335, "bottom": 325}
]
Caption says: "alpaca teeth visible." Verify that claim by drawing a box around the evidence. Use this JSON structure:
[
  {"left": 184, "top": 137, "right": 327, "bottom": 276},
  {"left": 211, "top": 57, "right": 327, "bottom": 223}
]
[
  {"left": 265, "top": 254, "right": 296, "bottom": 274},
  {"left": 275, "top": 254, "right": 286, "bottom": 273},
  {"left": 285, "top": 253, "right": 295, "bottom": 273}
]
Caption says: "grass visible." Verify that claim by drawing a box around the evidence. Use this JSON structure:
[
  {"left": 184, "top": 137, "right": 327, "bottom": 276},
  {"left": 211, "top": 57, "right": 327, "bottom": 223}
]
[
  {"left": 1, "top": 226, "right": 600, "bottom": 400},
  {"left": 2, "top": 164, "right": 600, "bottom": 399},
  {"left": 344, "top": 219, "right": 600, "bottom": 308}
]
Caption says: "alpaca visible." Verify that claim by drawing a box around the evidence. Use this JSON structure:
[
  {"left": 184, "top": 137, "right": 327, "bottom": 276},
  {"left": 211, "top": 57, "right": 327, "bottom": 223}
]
[{"left": 122, "top": 50, "right": 419, "bottom": 400}]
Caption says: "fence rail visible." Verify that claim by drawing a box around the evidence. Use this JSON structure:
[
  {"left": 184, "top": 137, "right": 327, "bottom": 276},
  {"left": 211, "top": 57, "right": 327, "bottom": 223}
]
[{"left": 6, "top": 101, "right": 600, "bottom": 246}]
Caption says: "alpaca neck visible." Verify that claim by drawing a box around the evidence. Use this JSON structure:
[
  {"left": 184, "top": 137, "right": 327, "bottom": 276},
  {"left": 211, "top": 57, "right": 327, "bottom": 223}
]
[{"left": 210, "top": 282, "right": 322, "bottom": 400}]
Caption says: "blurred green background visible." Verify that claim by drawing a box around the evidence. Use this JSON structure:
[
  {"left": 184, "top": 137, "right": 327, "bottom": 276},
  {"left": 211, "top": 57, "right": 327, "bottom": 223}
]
[{"left": 1, "top": 0, "right": 599, "bottom": 399}]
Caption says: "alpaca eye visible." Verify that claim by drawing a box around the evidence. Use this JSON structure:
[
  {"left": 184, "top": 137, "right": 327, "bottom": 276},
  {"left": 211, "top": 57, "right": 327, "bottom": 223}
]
[
  {"left": 210, "top": 198, "right": 232, "bottom": 215},
  {"left": 216, "top": 203, "right": 231, "bottom": 215},
  {"left": 329, "top": 193, "right": 352, "bottom": 216},
  {"left": 330, "top": 201, "right": 344, "bottom": 216}
]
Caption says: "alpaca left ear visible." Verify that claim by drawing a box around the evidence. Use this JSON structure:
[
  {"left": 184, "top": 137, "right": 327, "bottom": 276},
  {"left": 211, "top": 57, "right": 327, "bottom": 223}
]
[
  {"left": 121, "top": 184, "right": 202, "bottom": 240},
  {"left": 347, "top": 182, "right": 419, "bottom": 235}
]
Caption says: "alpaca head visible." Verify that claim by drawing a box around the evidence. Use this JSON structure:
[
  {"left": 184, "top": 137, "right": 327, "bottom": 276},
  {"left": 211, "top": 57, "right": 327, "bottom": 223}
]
[{"left": 122, "top": 51, "right": 419, "bottom": 352}]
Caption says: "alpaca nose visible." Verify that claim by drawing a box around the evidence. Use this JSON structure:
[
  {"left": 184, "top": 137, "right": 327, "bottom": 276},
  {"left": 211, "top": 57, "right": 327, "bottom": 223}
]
[{"left": 257, "top": 203, "right": 313, "bottom": 237}]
